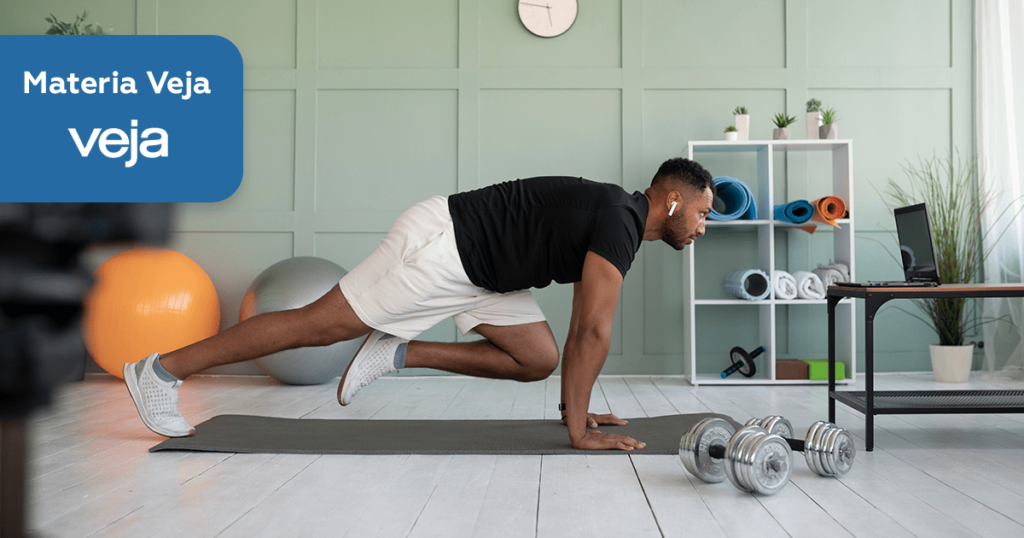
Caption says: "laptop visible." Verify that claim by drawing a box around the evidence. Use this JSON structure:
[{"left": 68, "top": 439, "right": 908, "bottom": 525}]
[{"left": 834, "top": 203, "right": 941, "bottom": 288}]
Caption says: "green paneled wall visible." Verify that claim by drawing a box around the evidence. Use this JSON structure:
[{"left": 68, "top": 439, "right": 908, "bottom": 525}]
[{"left": 0, "top": 0, "right": 975, "bottom": 375}]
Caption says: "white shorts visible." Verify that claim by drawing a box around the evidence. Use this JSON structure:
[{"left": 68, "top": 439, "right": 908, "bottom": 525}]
[{"left": 338, "top": 196, "right": 547, "bottom": 340}]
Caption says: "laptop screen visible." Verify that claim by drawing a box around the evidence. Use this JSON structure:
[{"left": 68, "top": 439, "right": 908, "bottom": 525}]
[{"left": 894, "top": 203, "right": 942, "bottom": 283}]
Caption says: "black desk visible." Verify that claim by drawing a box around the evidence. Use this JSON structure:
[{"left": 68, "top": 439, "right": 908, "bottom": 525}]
[{"left": 827, "top": 283, "right": 1024, "bottom": 451}]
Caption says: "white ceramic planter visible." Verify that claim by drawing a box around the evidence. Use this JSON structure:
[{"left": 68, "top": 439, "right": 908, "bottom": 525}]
[
  {"left": 819, "top": 124, "right": 838, "bottom": 140},
  {"left": 725, "top": 131, "right": 738, "bottom": 141},
  {"left": 734, "top": 114, "right": 749, "bottom": 141},
  {"left": 773, "top": 128, "right": 790, "bottom": 140},
  {"left": 929, "top": 344, "right": 974, "bottom": 383},
  {"left": 806, "top": 111, "right": 821, "bottom": 139}
]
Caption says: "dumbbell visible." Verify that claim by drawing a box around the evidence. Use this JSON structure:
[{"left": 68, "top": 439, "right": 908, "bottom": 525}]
[
  {"left": 720, "top": 346, "right": 764, "bottom": 378},
  {"left": 679, "top": 417, "right": 793, "bottom": 495},
  {"left": 745, "top": 415, "right": 856, "bottom": 477}
]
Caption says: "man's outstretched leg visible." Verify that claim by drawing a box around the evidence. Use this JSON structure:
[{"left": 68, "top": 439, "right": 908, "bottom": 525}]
[{"left": 124, "top": 285, "right": 371, "bottom": 437}]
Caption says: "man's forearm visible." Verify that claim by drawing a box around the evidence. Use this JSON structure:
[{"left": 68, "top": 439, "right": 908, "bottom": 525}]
[
  {"left": 561, "top": 328, "right": 610, "bottom": 445},
  {"left": 559, "top": 334, "right": 575, "bottom": 422}
]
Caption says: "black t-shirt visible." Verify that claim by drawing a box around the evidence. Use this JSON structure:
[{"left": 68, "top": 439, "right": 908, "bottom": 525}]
[{"left": 448, "top": 177, "right": 649, "bottom": 293}]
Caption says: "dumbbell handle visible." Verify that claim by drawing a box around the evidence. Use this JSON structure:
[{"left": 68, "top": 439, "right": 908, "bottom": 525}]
[
  {"left": 785, "top": 438, "right": 805, "bottom": 452},
  {"left": 707, "top": 438, "right": 804, "bottom": 460}
]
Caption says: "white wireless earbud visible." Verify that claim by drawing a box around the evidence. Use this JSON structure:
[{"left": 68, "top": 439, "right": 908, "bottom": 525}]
[{"left": 669, "top": 201, "right": 677, "bottom": 217}]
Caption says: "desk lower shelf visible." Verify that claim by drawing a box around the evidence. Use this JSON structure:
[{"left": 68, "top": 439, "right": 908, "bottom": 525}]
[{"left": 831, "top": 390, "right": 1024, "bottom": 415}]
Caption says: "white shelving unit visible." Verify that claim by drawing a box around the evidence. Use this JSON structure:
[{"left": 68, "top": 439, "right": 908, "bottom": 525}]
[{"left": 685, "top": 139, "right": 857, "bottom": 386}]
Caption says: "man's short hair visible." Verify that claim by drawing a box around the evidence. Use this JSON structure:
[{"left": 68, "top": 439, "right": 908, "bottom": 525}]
[{"left": 651, "top": 158, "right": 713, "bottom": 194}]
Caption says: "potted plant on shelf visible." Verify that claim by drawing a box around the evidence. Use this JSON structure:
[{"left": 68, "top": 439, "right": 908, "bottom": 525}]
[
  {"left": 45, "top": 11, "right": 107, "bottom": 34},
  {"left": 772, "top": 113, "right": 796, "bottom": 140},
  {"left": 806, "top": 99, "right": 822, "bottom": 140},
  {"left": 724, "top": 125, "right": 738, "bottom": 141},
  {"left": 819, "top": 107, "right": 838, "bottom": 139},
  {"left": 884, "top": 152, "right": 1018, "bottom": 382},
  {"left": 733, "top": 106, "right": 749, "bottom": 141}
]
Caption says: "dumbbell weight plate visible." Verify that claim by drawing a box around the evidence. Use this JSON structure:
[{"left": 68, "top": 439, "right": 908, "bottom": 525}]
[
  {"left": 744, "top": 416, "right": 794, "bottom": 439},
  {"left": 819, "top": 425, "right": 856, "bottom": 477},
  {"left": 723, "top": 425, "right": 766, "bottom": 493},
  {"left": 742, "top": 434, "right": 792, "bottom": 495},
  {"left": 760, "top": 416, "right": 794, "bottom": 439},
  {"left": 804, "top": 421, "right": 829, "bottom": 476},
  {"left": 679, "top": 417, "right": 736, "bottom": 483}
]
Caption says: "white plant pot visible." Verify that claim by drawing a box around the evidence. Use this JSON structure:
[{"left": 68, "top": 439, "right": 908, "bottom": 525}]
[
  {"left": 929, "top": 344, "right": 974, "bottom": 383},
  {"left": 819, "top": 124, "right": 838, "bottom": 140},
  {"left": 806, "top": 111, "right": 822, "bottom": 139},
  {"left": 773, "top": 128, "right": 790, "bottom": 140},
  {"left": 734, "top": 114, "right": 749, "bottom": 141},
  {"left": 724, "top": 131, "right": 738, "bottom": 141}
]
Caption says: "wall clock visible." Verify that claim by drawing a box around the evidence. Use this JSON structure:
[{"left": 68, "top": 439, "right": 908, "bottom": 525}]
[{"left": 518, "top": 0, "right": 578, "bottom": 38}]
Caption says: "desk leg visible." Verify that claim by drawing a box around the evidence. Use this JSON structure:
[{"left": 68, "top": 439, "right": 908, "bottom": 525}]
[
  {"left": 828, "top": 295, "right": 838, "bottom": 423},
  {"left": 864, "top": 308, "right": 874, "bottom": 451},
  {"left": 862, "top": 294, "right": 889, "bottom": 452}
]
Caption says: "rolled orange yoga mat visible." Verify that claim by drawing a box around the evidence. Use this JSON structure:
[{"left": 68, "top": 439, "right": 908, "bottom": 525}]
[
  {"left": 795, "top": 196, "right": 847, "bottom": 233},
  {"left": 811, "top": 196, "right": 847, "bottom": 228}
]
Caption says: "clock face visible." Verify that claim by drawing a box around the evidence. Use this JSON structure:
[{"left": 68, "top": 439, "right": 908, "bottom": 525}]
[{"left": 518, "top": 0, "right": 578, "bottom": 38}]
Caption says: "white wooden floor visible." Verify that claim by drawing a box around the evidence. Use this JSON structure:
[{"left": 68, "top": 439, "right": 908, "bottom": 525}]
[{"left": 23, "top": 372, "right": 1024, "bottom": 538}]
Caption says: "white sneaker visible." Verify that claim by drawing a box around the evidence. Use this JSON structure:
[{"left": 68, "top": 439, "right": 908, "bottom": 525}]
[
  {"left": 337, "top": 331, "right": 406, "bottom": 406},
  {"left": 123, "top": 353, "right": 195, "bottom": 438}
]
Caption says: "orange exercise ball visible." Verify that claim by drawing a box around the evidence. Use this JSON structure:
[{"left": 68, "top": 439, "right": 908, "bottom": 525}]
[{"left": 83, "top": 247, "right": 220, "bottom": 379}]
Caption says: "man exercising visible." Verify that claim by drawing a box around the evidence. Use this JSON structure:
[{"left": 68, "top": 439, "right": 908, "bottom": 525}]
[{"left": 124, "top": 158, "right": 714, "bottom": 451}]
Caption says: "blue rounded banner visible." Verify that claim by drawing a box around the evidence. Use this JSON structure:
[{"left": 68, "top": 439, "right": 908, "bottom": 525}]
[{"left": 0, "top": 35, "right": 243, "bottom": 202}]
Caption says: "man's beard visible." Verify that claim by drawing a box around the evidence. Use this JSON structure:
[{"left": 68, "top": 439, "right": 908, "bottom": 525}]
[{"left": 662, "top": 223, "right": 690, "bottom": 250}]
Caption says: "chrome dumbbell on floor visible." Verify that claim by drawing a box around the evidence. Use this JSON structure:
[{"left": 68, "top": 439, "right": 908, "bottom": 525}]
[
  {"left": 745, "top": 415, "right": 856, "bottom": 478},
  {"left": 679, "top": 416, "right": 857, "bottom": 495},
  {"left": 679, "top": 418, "right": 793, "bottom": 495}
]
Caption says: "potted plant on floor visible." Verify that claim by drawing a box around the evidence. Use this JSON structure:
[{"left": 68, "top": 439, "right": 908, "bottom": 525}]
[
  {"left": 885, "top": 152, "right": 1016, "bottom": 382},
  {"left": 724, "top": 125, "right": 738, "bottom": 141},
  {"left": 806, "top": 99, "right": 822, "bottom": 139},
  {"left": 772, "top": 113, "right": 796, "bottom": 140},
  {"left": 733, "top": 106, "right": 749, "bottom": 141},
  {"left": 819, "top": 107, "right": 838, "bottom": 139}
]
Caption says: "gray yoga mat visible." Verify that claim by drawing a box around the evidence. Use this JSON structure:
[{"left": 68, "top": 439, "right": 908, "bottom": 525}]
[{"left": 149, "top": 413, "right": 740, "bottom": 455}]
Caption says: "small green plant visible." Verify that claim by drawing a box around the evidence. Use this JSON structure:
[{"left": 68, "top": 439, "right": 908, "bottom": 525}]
[
  {"left": 806, "top": 99, "right": 822, "bottom": 113},
  {"left": 45, "top": 11, "right": 107, "bottom": 35},
  {"left": 821, "top": 108, "right": 838, "bottom": 125},
  {"left": 733, "top": 106, "right": 748, "bottom": 115},
  {"left": 724, "top": 125, "right": 738, "bottom": 133},
  {"left": 772, "top": 113, "right": 797, "bottom": 128}
]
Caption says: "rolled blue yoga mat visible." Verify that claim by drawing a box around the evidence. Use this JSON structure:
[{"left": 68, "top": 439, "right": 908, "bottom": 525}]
[
  {"left": 708, "top": 176, "right": 757, "bottom": 220},
  {"left": 773, "top": 200, "right": 814, "bottom": 224}
]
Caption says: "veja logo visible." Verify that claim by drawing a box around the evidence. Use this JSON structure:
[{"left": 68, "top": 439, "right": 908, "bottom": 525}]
[
  {"left": 0, "top": 35, "right": 243, "bottom": 202},
  {"left": 68, "top": 120, "right": 168, "bottom": 168}
]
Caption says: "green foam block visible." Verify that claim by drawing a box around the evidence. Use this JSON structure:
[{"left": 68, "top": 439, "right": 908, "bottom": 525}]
[{"left": 803, "top": 359, "right": 846, "bottom": 380}]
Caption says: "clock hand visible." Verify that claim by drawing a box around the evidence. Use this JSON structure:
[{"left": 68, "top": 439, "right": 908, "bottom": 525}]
[
  {"left": 520, "top": 2, "right": 549, "bottom": 7},
  {"left": 547, "top": 3, "right": 553, "bottom": 25}
]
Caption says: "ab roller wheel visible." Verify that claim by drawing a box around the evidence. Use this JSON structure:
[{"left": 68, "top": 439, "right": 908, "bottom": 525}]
[
  {"left": 679, "top": 415, "right": 856, "bottom": 495},
  {"left": 721, "top": 346, "right": 764, "bottom": 378}
]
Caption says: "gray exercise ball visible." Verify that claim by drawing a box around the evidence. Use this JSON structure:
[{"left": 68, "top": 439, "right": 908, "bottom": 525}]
[{"left": 239, "top": 256, "right": 363, "bottom": 385}]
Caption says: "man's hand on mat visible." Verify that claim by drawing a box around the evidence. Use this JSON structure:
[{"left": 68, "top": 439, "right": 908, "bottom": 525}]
[
  {"left": 561, "top": 413, "right": 628, "bottom": 428},
  {"left": 573, "top": 430, "right": 646, "bottom": 451},
  {"left": 586, "top": 413, "right": 627, "bottom": 428}
]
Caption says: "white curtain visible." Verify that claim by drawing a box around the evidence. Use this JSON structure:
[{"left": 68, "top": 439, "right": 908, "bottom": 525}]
[{"left": 977, "top": 0, "right": 1024, "bottom": 379}]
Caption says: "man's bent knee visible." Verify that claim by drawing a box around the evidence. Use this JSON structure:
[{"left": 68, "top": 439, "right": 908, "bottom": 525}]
[{"left": 516, "top": 347, "right": 559, "bottom": 382}]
